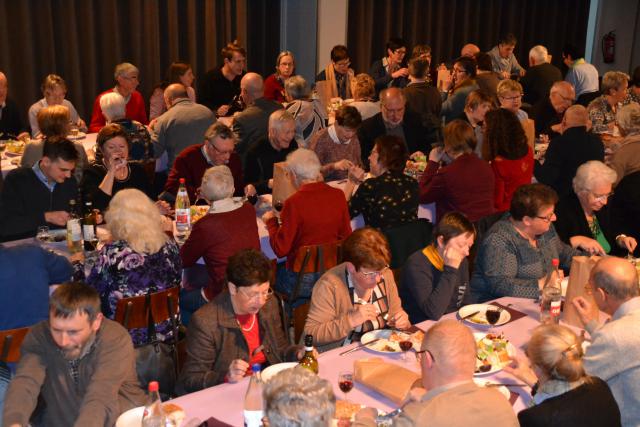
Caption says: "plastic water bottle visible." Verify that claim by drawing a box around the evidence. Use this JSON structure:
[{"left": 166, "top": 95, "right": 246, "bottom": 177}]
[
  {"left": 174, "top": 178, "right": 191, "bottom": 245},
  {"left": 540, "top": 258, "right": 562, "bottom": 324},
  {"left": 142, "top": 381, "right": 167, "bottom": 427},
  {"left": 243, "top": 364, "right": 264, "bottom": 427}
]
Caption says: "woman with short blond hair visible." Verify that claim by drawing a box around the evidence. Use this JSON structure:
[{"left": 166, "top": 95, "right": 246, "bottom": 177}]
[{"left": 28, "top": 73, "right": 86, "bottom": 137}]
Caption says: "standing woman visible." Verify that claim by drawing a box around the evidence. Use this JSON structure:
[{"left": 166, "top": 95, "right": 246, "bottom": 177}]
[
  {"left": 149, "top": 61, "right": 196, "bottom": 120},
  {"left": 264, "top": 51, "right": 295, "bottom": 103}
]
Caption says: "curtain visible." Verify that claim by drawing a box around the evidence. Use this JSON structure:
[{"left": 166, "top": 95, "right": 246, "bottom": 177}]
[
  {"left": 348, "top": 0, "right": 591, "bottom": 75},
  {"left": 0, "top": 0, "right": 283, "bottom": 125}
]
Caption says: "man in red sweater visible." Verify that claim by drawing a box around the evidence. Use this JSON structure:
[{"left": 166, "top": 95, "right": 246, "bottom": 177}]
[{"left": 88, "top": 63, "right": 148, "bottom": 132}]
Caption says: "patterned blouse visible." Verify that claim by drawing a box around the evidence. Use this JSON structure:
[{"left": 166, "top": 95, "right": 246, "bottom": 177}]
[
  {"left": 349, "top": 170, "right": 419, "bottom": 230},
  {"left": 588, "top": 95, "right": 635, "bottom": 135},
  {"left": 86, "top": 239, "right": 182, "bottom": 345}
]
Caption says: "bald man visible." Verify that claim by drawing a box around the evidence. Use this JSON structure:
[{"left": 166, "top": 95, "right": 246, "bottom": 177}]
[
  {"left": 533, "top": 81, "right": 576, "bottom": 136},
  {"left": 520, "top": 45, "right": 562, "bottom": 109},
  {"left": 534, "top": 104, "right": 604, "bottom": 197},
  {"left": 354, "top": 320, "right": 518, "bottom": 427},
  {"left": 572, "top": 257, "right": 640, "bottom": 427},
  {"left": 232, "top": 72, "right": 283, "bottom": 160},
  {"left": 460, "top": 43, "right": 480, "bottom": 58},
  {"left": 0, "top": 72, "right": 29, "bottom": 139}
]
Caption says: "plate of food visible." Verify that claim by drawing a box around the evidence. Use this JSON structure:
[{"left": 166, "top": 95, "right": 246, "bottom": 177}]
[
  {"left": 260, "top": 362, "right": 299, "bottom": 382},
  {"left": 458, "top": 304, "right": 511, "bottom": 327},
  {"left": 67, "top": 131, "right": 86, "bottom": 140},
  {"left": 190, "top": 205, "right": 209, "bottom": 223},
  {"left": 474, "top": 332, "right": 516, "bottom": 376},
  {"left": 360, "top": 329, "right": 424, "bottom": 353},
  {"left": 4, "top": 140, "right": 25, "bottom": 156},
  {"left": 115, "top": 403, "right": 185, "bottom": 427},
  {"left": 333, "top": 401, "right": 385, "bottom": 427}
]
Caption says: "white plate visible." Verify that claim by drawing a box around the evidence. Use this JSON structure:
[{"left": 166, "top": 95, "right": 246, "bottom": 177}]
[
  {"left": 473, "top": 332, "right": 517, "bottom": 376},
  {"left": 115, "top": 406, "right": 144, "bottom": 427},
  {"left": 67, "top": 132, "right": 86, "bottom": 140},
  {"left": 473, "top": 379, "right": 510, "bottom": 399},
  {"left": 360, "top": 329, "right": 420, "bottom": 353},
  {"left": 458, "top": 304, "right": 511, "bottom": 327},
  {"left": 261, "top": 362, "right": 299, "bottom": 382}
]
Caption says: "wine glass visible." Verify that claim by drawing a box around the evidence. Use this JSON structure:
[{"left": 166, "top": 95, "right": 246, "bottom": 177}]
[
  {"left": 338, "top": 371, "right": 354, "bottom": 401},
  {"left": 36, "top": 226, "right": 50, "bottom": 244},
  {"left": 273, "top": 199, "right": 283, "bottom": 212},
  {"left": 399, "top": 338, "right": 414, "bottom": 363},
  {"left": 485, "top": 305, "right": 502, "bottom": 331}
]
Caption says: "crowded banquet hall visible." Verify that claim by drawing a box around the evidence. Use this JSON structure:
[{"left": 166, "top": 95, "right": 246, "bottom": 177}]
[{"left": 2, "top": 0, "right": 640, "bottom": 426}]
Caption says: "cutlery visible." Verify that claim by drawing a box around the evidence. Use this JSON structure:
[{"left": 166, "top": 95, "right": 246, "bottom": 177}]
[
  {"left": 484, "top": 382, "right": 529, "bottom": 388},
  {"left": 339, "top": 338, "right": 382, "bottom": 356},
  {"left": 376, "top": 401, "right": 409, "bottom": 422},
  {"left": 458, "top": 310, "right": 480, "bottom": 322}
]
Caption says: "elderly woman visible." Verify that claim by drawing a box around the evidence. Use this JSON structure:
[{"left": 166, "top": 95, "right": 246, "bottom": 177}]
[
  {"left": 608, "top": 102, "right": 640, "bottom": 183},
  {"left": 180, "top": 165, "right": 260, "bottom": 322},
  {"left": 303, "top": 227, "right": 410, "bottom": 352},
  {"left": 441, "top": 56, "right": 479, "bottom": 123},
  {"left": 148, "top": 61, "right": 196, "bottom": 120},
  {"left": 20, "top": 105, "right": 89, "bottom": 182},
  {"left": 315, "top": 45, "right": 355, "bottom": 100},
  {"left": 505, "top": 324, "right": 621, "bottom": 427},
  {"left": 264, "top": 51, "right": 295, "bottom": 103},
  {"left": 89, "top": 62, "right": 148, "bottom": 132},
  {"left": 345, "top": 135, "right": 419, "bottom": 229},
  {"left": 460, "top": 89, "right": 495, "bottom": 157},
  {"left": 28, "top": 74, "right": 86, "bottom": 137},
  {"left": 85, "top": 188, "right": 181, "bottom": 346},
  {"left": 346, "top": 73, "right": 380, "bottom": 120},
  {"left": 555, "top": 161, "right": 637, "bottom": 256},
  {"left": 497, "top": 79, "right": 528, "bottom": 121},
  {"left": 178, "top": 249, "right": 303, "bottom": 392},
  {"left": 244, "top": 109, "right": 297, "bottom": 195},
  {"left": 419, "top": 120, "right": 495, "bottom": 222},
  {"left": 369, "top": 37, "right": 409, "bottom": 93},
  {"left": 588, "top": 71, "right": 630, "bottom": 140},
  {"left": 284, "top": 75, "right": 328, "bottom": 148},
  {"left": 401, "top": 212, "right": 475, "bottom": 323},
  {"left": 471, "top": 183, "right": 579, "bottom": 302},
  {"left": 310, "top": 105, "right": 362, "bottom": 181},
  {"left": 484, "top": 108, "right": 534, "bottom": 211},
  {"left": 80, "top": 124, "right": 153, "bottom": 211},
  {"left": 263, "top": 148, "right": 352, "bottom": 303}
]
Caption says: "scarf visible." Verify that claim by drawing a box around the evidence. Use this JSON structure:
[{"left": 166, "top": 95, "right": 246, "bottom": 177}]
[
  {"left": 325, "top": 63, "right": 354, "bottom": 99},
  {"left": 423, "top": 244, "right": 444, "bottom": 271}
]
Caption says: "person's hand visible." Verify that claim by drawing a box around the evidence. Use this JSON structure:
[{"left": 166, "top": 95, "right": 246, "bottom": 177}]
[
  {"left": 388, "top": 310, "right": 410, "bottom": 330},
  {"left": 107, "top": 154, "right": 127, "bottom": 174},
  {"left": 617, "top": 235, "right": 638, "bottom": 253},
  {"left": 155, "top": 200, "right": 173, "bottom": 216},
  {"left": 333, "top": 159, "right": 354, "bottom": 171},
  {"left": 295, "top": 346, "right": 319, "bottom": 360},
  {"left": 503, "top": 355, "right": 538, "bottom": 387},
  {"left": 428, "top": 146, "right": 445, "bottom": 163},
  {"left": 348, "top": 303, "right": 378, "bottom": 328},
  {"left": 267, "top": 178, "right": 274, "bottom": 189},
  {"left": 442, "top": 74, "right": 453, "bottom": 91},
  {"left": 519, "top": 69, "right": 526, "bottom": 77},
  {"left": 410, "top": 151, "right": 426, "bottom": 160},
  {"left": 216, "top": 104, "right": 230, "bottom": 117},
  {"left": 570, "top": 236, "right": 606, "bottom": 256},
  {"left": 148, "top": 118, "right": 158, "bottom": 131},
  {"left": 228, "top": 359, "right": 249, "bottom": 383},
  {"left": 17, "top": 132, "right": 30, "bottom": 141},
  {"left": 437, "top": 63, "right": 447, "bottom": 71},
  {"left": 499, "top": 71, "right": 510, "bottom": 80},
  {"left": 77, "top": 118, "right": 87, "bottom": 132},
  {"left": 354, "top": 407, "right": 378, "bottom": 422},
  {"left": 44, "top": 211, "right": 70, "bottom": 226},
  {"left": 262, "top": 210, "right": 277, "bottom": 224},
  {"left": 244, "top": 184, "right": 257, "bottom": 197},
  {"left": 571, "top": 296, "right": 598, "bottom": 326},
  {"left": 348, "top": 165, "right": 366, "bottom": 183},
  {"left": 442, "top": 244, "right": 465, "bottom": 269},
  {"left": 538, "top": 134, "right": 550, "bottom": 144},
  {"left": 391, "top": 67, "right": 409, "bottom": 79}
]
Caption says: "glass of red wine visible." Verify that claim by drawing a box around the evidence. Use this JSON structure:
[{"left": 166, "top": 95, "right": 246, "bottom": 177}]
[
  {"left": 273, "top": 200, "right": 283, "bottom": 212},
  {"left": 338, "top": 371, "right": 354, "bottom": 401},
  {"left": 485, "top": 306, "right": 502, "bottom": 331},
  {"left": 399, "top": 339, "right": 413, "bottom": 363}
]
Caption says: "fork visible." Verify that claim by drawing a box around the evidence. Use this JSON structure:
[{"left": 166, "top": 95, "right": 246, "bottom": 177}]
[{"left": 376, "top": 401, "right": 409, "bottom": 422}]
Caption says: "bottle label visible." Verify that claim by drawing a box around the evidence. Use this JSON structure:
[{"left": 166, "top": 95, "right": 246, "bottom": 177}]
[
  {"left": 243, "top": 410, "right": 263, "bottom": 427},
  {"left": 175, "top": 208, "right": 191, "bottom": 227},
  {"left": 83, "top": 224, "right": 95, "bottom": 240},
  {"left": 67, "top": 219, "right": 82, "bottom": 240},
  {"left": 550, "top": 300, "right": 561, "bottom": 317}
]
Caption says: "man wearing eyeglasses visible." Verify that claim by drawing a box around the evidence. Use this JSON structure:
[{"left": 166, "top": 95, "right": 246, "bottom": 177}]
[
  {"left": 533, "top": 81, "right": 576, "bottom": 138},
  {"left": 315, "top": 45, "right": 355, "bottom": 100}
]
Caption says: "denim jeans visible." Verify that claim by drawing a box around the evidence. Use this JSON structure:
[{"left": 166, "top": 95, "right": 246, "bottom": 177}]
[{"left": 179, "top": 288, "right": 207, "bottom": 327}]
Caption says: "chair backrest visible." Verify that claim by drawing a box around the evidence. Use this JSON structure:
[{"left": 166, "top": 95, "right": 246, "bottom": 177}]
[
  {"left": 469, "top": 211, "right": 506, "bottom": 275},
  {"left": 292, "top": 241, "right": 344, "bottom": 275},
  {"left": 114, "top": 287, "right": 180, "bottom": 331},
  {"left": 0, "top": 326, "right": 31, "bottom": 364},
  {"left": 382, "top": 219, "right": 434, "bottom": 269},
  {"left": 292, "top": 302, "right": 311, "bottom": 344}
]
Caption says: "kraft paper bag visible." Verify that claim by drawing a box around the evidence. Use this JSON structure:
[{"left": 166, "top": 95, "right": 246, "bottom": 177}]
[
  {"left": 314, "top": 81, "right": 332, "bottom": 112},
  {"left": 354, "top": 357, "right": 421, "bottom": 404},
  {"left": 271, "top": 162, "right": 296, "bottom": 205},
  {"left": 563, "top": 256, "right": 601, "bottom": 327},
  {"left": 521, "top": 118, "right": 535, "bottom": 149}
]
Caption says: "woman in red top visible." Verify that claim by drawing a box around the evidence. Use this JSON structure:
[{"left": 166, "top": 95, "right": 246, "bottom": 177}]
[
  {"left": 264, "top": 51, "right": 296, "bottom": 103},
  {"left": 484, "top": 108, "right": 534, "bottom": 212}
]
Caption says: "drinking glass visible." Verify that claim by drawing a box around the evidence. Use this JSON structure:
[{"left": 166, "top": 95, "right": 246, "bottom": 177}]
[
  {"left": 338, "top": 371, "right": 354, "bottom": 401},
  {"left": 485, "top": 306, "right": 502, "bottom": 331},
  {"left": 36, "top": 226, "right": 50, "bottom": 244},
  {"left": 399, "top": 338, "right": 413, "bottom": 363}
]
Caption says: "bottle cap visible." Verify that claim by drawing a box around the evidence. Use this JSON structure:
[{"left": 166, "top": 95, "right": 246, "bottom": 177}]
[
  {"left": 148, "top": 381, "right": 159, "bottom": 392},
  {"left": 552, "top": 258, "right": 560, "bottom": 267},
  {"left": 251, "top": 363, "right": 261, "bottom": 373},
  {"left": 179, "top": 178, "right": 185, "bottom": 184}
]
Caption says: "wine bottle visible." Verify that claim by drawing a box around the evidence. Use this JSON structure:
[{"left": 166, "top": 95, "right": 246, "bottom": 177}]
[
  {"left": 298, "top": 334, "right": 319, "bottom": 374},
  {"left": 83, "top": 200, "right": 98, "bottom": 251},
  {"left": 66, "top": 199, "right": 83, "bottom": 254},
  {"left": 244, "top": 364, "right": 264, "bottom": 427},
  {"left": 540, "top": 258, "right": 562, "bottom": 324}
]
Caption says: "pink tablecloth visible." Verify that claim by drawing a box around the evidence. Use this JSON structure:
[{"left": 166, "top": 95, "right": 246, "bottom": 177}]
[{"left": 170, "top": 296, "right": 541, "bottom": 426}]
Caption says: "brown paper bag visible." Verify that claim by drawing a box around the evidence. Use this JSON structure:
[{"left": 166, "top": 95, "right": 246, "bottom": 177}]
[
  {"left": 521, "top": 118, "right": 535, "bottom": 149},
  {"left": 354, "top": 357, "right": 420, "bottom": 404},
  {"left": 562, "top": 255, "right": 601, "bottom": 327},
  {"left": 271, "top": 162, "right": 296, "bottom": 205},
  {"left": 314, "top": 81, "right": 332, "bottom": 113}
]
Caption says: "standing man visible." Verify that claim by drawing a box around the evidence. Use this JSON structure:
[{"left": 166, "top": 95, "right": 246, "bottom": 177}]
[
  {"left": 520, "top": 45, "right": 562, "bottom": 110},
  {"left": 488, "top": 33, "right": 525, "bottom": 79},
  {"left": 198, "top": 42, "right": 246, "bottom": 117},
  {"left": 2, "top": 282, "right": 145, "bottom": 427},
  {"left": 0, "top": 71, "right": 29, "bottom": 139},
  {"left": 562, "top": 43, "right": 600, "bottom": 104}
]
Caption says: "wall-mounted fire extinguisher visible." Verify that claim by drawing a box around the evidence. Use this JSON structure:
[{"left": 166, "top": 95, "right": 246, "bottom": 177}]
[{"left": 602, "top": 31, "right": 615, "bottom": 63}]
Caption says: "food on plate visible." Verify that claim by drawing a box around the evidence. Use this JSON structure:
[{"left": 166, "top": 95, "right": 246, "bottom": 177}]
[
  {"left": 469, "top": 312, "right": 490, "bottom": 325},
  {"left": 190, "top": 205, "right": 209, "bottom": 223},
  {"left": 5, "top": 140, "right": 25, "bottom": 154},
  {"left": 163, "top": 402, "right": 186, "bottom": 426},
  {"left": 475, "top": 332, "right": 512, "bottom": 373},
  {"left": 381, "top": 344, "right": 396, "bottom": 352},
  {"left": 366, "top": 330, "right": 424, "bottom": 353},
  {"left": 334, "top": 400, "right": 362, "bottom": 421}
]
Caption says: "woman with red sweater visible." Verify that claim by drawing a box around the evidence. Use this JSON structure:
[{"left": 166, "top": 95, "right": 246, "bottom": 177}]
[
  {"left": 483, "top": 108, "right": 534, "bottom": 211},
  {"left": 264, "top": 51, "right": 295, "bottom": 103}
]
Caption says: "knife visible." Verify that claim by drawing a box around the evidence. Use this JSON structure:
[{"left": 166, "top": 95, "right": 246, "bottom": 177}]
[
  {"left": 459, "top": 310, "right": 481, "bottom": 322},
  {"left": 339, "top": 338, "right": 382, "bottom": 356}
]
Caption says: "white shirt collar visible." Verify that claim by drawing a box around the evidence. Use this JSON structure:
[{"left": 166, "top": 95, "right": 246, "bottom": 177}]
[
  {"left": 328, "top": 124, "right": 349, "bottom": 145},
  {"left": 208, "top": 198, "right": 244, "bottom": 214}
]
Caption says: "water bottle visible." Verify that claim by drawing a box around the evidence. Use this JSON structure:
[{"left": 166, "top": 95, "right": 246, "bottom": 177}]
[
  {"left": 141, "top": 381, "right": 167, "bottom": 427},
  {"left": 174, "top": 178, "right": 191, "bottom": 245},
  {"left": 540, "top": 258, "right": 562, "bottom": 324},
  {"left": 243, "top": 364, "right": 264, "bottom": 427}
]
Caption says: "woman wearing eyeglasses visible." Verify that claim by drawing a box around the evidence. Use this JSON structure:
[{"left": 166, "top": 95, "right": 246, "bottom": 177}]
[
  {"left": 497, "top": 79, "right": 528, "bottom": 121},
  {"left": 441, "top": 56, "right": 479, "bottom": 123},
  {"left": 555, "top": 161, "right": 637, "bottom": 256},
  {"left": 369, "top": 38, "right": 410, "bottom": 94},
  {"left": 504, "top": 324, "right": 621, "bottom": 427}
]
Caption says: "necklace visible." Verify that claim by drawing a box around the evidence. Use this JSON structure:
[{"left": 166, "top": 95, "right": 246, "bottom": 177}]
[{"left": 239, "top": 314, "right": 256, "bottom": 332}]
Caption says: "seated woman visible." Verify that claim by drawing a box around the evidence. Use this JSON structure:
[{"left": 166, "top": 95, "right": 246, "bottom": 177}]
[
  {"left": 315, "top": 44, "right": 355, "bottom": 100},
  {"left": 471, "top": 183, "right": 579, "bottom": 302},
  {"left": 80, "top": 123, "right": 153, "bottom": 212},
  {"left": 459, "top": 89, "right": 495, "bottom": 157},
  {"left": 400, "top": 212, "right": 474, "bottom": 324},
  {"left": 284, "top": 75, "right": 327, "bottom": 148},
  {"left": 419, "top": 119, "right": 495, "bottom": 222},
  {"left": 369, "top": 37, "right": 409, "bottom": 94},
  {"left": 345, "top": 73, "right": 380, "bottom": 120},
  {"left": 148, "top": 61, "right": 196, "bottom": 120},
  {"left": 497, "top": 79, "right": 528, "bottom": 121},
  {"left": 608, "top": 103, "right": 640, "bottom": 184},
  {"left": 588, "top": 71, "right": 629, "bottom": 142},
  {"left": 441, "top": 56, "right": 479, "bottom": 123},
  {"left": 28, "top": 73, "right": 86, "bottom": 137},
  {"left": 505, "top": 324, "right": 621, "bottom": 427},
  {"left": 264, "top": 51, "right": 295, "bottom": 103},
  {"left": 178, "top": 249, "right": 301, "bottom": 392},
  {"left": 345, "top": 135, "right": 419, "bottom": 230},
  {"left": 180, "top": 165, "right": 260, "bottom": 323},
  {"left": 483, "top": 108, "right": 534, "bottom": 211},
  {"left": 303, "top": 227, "right": 410, "bottom": 352},
  {"left": 263, "top": 148, "right": 352, "bottom": 303},
  {"left": 555, "top": 161, "right": 637, "bottom": 256},
  {"left": 85, "top": 189, "right": 181, "bottom": 346},
  {"left": 310, "top": 105, "right": 363, "bottom": 181}
]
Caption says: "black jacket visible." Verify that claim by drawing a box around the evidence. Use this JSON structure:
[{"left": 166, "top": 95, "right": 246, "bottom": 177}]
[
  {"left": 520, "top": 63, "right": 562, "bottom": 108},
  {"left": 403, "top": 82, "right": 442, "bottom": 128},
  {"left": 0, "top": 98, "right": 27, "bottom": 136},
  {"left": 610, "top": 171, "right": 640, "bottom": 254},
  {"left": 244, "top": 137, "right": 296, "bottom": 195}
]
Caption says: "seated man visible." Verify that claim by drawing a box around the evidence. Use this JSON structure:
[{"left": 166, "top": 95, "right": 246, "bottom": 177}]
[
  {"left": 520, "top": 45, "right": 562, "bottom": 110},
  {"left": 460, "top": 43, "right": 480, "bottom": 58},
  {"left": 487, "top": 33, "right": 525, "bottom": 79},
  {"left": 403, "top": 58, "right": 442, "bottom": 129},
  {"left": 198, "top": 42, "right": 246, "bottom": 117},
  {"left": 2, "top": 282, "right": 145, "bottom": 427},
  {"left": 315, "top": 45, "right": 355, "bottom": 100},
  {"left": 0, "top": 71, "right": 29, "bottom": 139},
  {"left": 303, "top": 227, "right": 410, "bottom": 352},
  {"left": 355, "top": 320, "right": 518, "bottom": 427},
  {"left": 532, "top": 81, "right": 576, "bottom": 137},
  {"left": 0, "top": 137, "right": 78, "bottom": 242},
  {"left": 572, "top": 256, "right": 640, "bottom": 427},
  {"left": 161, "top": 122, "right": 243, "bottom": 203}
]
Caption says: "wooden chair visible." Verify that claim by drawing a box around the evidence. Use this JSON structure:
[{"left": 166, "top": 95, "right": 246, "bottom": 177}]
[{"left": 0, "top": 326, "right": 30, "bottom": 364}]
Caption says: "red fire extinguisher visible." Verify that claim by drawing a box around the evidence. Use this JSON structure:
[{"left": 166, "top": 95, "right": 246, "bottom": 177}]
[{"left": 602, "top": 31, "right": 615, "bottom": 63}]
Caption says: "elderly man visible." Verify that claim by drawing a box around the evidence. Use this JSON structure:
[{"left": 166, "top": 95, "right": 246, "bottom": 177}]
[
  {"left": 520, "top": 45, "right": 562, "bottom": 109},
  {"left": 198, "top": 42, "right": 246, "bottom": 117},
  {"left": 533, "top": 81, "right": 576, "bottom": 136},
  {"left": 151, "top": 83, "right": 215, "bottom": 167},
  {"left": 354, "top": 320, "right": 518, "bottom": 426},
  {"left": 358, "top": 87, "right": 436, "bottom": 166},
  {"left": 89, "top": 62, "right": 147, "bottom": 132},
  {"left": 0, "top": 72, "right": 29, "bottom": 138},
  {"left": 460, "top": 43, "right": 480, "bottom": 58},
  {"left": 3, "top": 283, "right": 145, "bottom": 427},
  {"left": 232, "top": 72, "right": 283, "bottom": 160},
  {"left": 161, "top": 122, "right": 243, "bottom": 203},
  {"left": 534, "top": 105, "right": 604, "bottom": 198},
  {"left": 572, "top": 257, "right": 640, "bottom": 427},
  {"left": 562, "top": 43, "right": 600, "bottom": 104},
  {"left": 487, "top": 33, "right": 525, "bottom": 79}
]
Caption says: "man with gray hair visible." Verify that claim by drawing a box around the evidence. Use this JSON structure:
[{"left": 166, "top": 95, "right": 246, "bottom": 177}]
[
  {"left": 520, "top": 45, "right": 562, "bottom": 110},
  {"left": 89, "top": 62, "right": 147, "bottom": 132},
  {"left": 572, "top": 256, "right": 640, "bottom": 427},
  {"left": 232, "top": 72, "right": 283, "bottom": 160}
]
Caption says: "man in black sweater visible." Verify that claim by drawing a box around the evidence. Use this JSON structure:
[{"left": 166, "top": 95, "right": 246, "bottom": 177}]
[
  {"left": 0, "top": 71, "right": 29, "bottom": 139},
  {"left": 0, "top": 137, "right": 79, "bottom": 242}
]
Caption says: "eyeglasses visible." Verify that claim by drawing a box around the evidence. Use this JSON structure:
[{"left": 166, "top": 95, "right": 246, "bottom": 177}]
[
  {"left": 359, "top": 265, "right": 389, "bottom": 279},
  {"left": 500, "top": 94, "right": 523, "bottom": 101},
  {"left": 536, "top": 212, "right": 556, "bottom": 222},
  {"left": 335, "top": 60, "right": 351, "bottom": 67},
  {"left": 394, "top": 49, "right": 407, "bottom": 55},
  {"left": 453, "top": 68, "right": 467, "bottom": 74},
  {"left": 415, "top": 348, "right": 436, "bottom": 362},
  {"left": 591, "top": 191, "right": 614, "bottom": 202},
  {"left": 237, "top": 287, "right": 274, "bottom": 301},
  {"left": 208, "top": 141, "right": 234, "bottom": 156}
]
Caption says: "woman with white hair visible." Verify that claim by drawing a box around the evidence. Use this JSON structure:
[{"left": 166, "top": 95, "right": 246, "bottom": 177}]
[
  {"left": 262, "top": 148, "right": 352, "bottom": 303},
  {"left": 555, "top": 160, "right": 637, "bottom": 256},
  {"left": 85, "top": 188, "right": 181, "bottom": 345},
  {"left": 244, "top": 109, "right": 298, "bottom": 196},
  {"left": 180, "top": 165, "right": 260, "bottom": 324},
  {"left": 89, "top": 62, "right": 148, "bottom": 133},
  {"left": 587, "top": 71, "right": 630, "bottom": 139},
  {"left": 608, "top": 103, "right": 640, "bottom": 184},
  {"left": 284, "top": 76, "right": 328, "bottom": 148}
]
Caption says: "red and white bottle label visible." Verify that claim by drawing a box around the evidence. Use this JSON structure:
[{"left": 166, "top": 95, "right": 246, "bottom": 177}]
[{"left": 550, "top": 300, "right": 561, "bottom": 317}]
